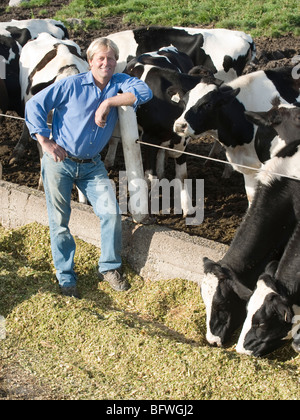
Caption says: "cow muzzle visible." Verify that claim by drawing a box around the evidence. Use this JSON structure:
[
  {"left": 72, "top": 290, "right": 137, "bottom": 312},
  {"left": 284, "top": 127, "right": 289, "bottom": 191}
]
[{"left": 173, "top": 120, "right": 193, "bottom": 137}]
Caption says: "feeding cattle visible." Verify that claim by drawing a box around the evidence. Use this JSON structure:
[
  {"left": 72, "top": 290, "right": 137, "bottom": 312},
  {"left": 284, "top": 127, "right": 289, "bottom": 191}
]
[
  {"left": 202, "top": 176, "right": 295, "bottom": 347},
  {"left": 15, "top": 32, "right": 89, "bottom": 201},
  {"left": 107, "top": 26, "right": 256, "bottom": 81},
  {"left": 201, "top": 102, "right": 300, "bottom": 349},
  {"left": 0, "top": 19, "right": 69, "bottom": 118},
  {"left": 235, "top": 143, "right": 300, "bottom": 356},
  {"left": 174, "top": 66, "right": 300, "bottom": 204}
]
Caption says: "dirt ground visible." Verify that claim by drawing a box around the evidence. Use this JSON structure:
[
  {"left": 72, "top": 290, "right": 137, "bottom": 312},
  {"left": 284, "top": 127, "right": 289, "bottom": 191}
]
[{"left": 0, "top": 0, "right": 299, "bottom": 402}]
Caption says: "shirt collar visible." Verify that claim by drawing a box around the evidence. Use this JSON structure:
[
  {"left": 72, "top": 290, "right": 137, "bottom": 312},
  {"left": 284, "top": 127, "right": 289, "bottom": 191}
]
[
  {"left": 81, "top": 70, "right": 95, "bottom": 86},
  {"left": 81, "top": 70, "right": 116, "bottom": 92}
]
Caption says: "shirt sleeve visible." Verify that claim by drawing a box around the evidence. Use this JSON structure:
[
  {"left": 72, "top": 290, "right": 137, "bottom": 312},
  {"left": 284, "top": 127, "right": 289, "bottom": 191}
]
[
  {"left": 25, "top": 80, "right": 66, "bottom": 140},
  {"left": 117, "top": 74, "right": 153, "bottom": 111}
]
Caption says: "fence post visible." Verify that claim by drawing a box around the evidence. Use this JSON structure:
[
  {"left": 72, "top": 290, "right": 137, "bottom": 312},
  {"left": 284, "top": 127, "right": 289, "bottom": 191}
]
[{"left": 118, "top": 105, "right": 149, "bottom": 223}]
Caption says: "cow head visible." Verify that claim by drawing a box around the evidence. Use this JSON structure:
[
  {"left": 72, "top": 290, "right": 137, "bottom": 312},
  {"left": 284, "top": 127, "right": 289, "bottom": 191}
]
[
  {"left": 201, "top": 257, "right": 252, "bottom": 347},
  {"left": 236, "top": 266, "right": 300, "bottom": 357},
  {"left": 173, "top": 83, "right": 240, "bottom": 138}
]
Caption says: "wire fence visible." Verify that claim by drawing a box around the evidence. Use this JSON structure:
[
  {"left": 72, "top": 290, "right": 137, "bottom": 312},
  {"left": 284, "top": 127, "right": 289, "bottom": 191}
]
[{"left": 0, "top": 112, "right": 299, "bottom": 182}]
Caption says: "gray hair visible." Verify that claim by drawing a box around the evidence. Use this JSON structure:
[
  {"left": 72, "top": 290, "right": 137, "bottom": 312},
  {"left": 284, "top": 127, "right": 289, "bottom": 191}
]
[{"left": 87, "top": 37, "right": 119, "bottom": 62}]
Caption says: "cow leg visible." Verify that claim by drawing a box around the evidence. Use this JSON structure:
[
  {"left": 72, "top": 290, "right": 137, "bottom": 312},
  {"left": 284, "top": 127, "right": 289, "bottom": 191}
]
[
  {"left": 0, "top": 162, "right": 2, "bottom": 180},
  {"left": 9, "top": 123, "right": 30, "bottom": 164},
  {"left": 243, "top": 173, "right": 259, "bottom": 207},
  {"left": 175, "top": 154, "right": 193, "bottom": 218}
]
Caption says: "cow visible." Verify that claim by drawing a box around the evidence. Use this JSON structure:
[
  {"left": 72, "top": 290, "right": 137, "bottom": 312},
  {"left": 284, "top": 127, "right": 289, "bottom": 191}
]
[
  {"left": 122, "top": 48, "right": 209, "bottom": 216},
  {"left": 201, "top": 102, "right": 300, "bottom": 347},
  {"left": 233, "top": 103, "right": 300, "bottom": 357},
  {"left": 235, "top": 141, "right": 300, "bottom": 356},
  {"left": 173, "top": 66, "right": 300, "bottom": 204},
  {"left": 104, "top": 46, "right": 195, "bottom": 170},
  {"left": 105, "top": 27, "right": 256, "bottom": 196},
  {"left": 107, "top": 26, "right": 256, "bottom": 82},
  {"left": 0, "top": 19, "right": 69, "bottom": 117},
  {"left": 0, "top": 19, "right": 68, "bottom": 46},
  {"left": 16, "top": 32, "right": 89, "bottom": 201}
]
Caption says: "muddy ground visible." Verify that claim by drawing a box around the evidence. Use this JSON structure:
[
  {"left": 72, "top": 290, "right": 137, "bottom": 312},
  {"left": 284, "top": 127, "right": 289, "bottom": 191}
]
[{"left": 0, "top": 1, "right": 299, "bottom": 245}]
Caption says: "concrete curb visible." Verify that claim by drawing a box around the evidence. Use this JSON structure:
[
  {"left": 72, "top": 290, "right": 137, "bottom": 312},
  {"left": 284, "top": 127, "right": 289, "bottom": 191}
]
[{"left": 0, "top": 180, "right": 228, "bottom": 283}]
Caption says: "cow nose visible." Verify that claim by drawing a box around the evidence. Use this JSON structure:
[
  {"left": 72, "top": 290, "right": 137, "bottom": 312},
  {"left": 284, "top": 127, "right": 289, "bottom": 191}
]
[{"left": 174, "top": 121, "right": 188, "bottom": 133}]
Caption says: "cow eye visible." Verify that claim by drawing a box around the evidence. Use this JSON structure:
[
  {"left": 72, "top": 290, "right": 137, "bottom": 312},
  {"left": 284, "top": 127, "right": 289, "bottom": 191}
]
[
  {"left": 218, "top": 310, "right": 228, "bottom": 323},
  {"left": 254, "top": 322, "right": 266, "bottom": 329},
  {"left": 203, "top": 101, "right": 213, "bottom": 110}
]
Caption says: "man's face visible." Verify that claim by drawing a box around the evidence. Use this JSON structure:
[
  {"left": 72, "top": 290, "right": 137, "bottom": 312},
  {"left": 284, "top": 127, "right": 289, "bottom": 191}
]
[{"left": 89, "top": 47, "right": 117, "bottom": 82}]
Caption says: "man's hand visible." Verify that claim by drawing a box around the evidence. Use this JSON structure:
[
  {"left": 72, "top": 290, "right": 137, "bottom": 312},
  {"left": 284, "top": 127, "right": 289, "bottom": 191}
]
[
  {"left": 94, "top": 93, "right": 136, "bottom": 128},
  {"left": 95, "top": 99, "right": 111, "bottom": 128},
  {"left": 36, "top": 134, "right": 68, "bottom": 162}
]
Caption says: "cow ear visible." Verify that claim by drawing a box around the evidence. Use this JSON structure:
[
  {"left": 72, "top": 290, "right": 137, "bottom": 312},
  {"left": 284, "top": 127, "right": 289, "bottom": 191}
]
[
  {"left": 264, "top": 260, "right": 279, "bottom": 277},
  {"left": 203, "top": 258, "right": 227, "bottom": 280},
  {"left": 219, "top": 87, "right": 240, "bottom": 105},
  {"left": 245, "top": 111, "right": 270, "bottom": 127},
  {"left": 188, "top": 66, "right": 223, "bottom": 86},
  {"left": 267, "top": 294, "right": 293, "bottom": 323},
  {"left": 231, "top": 279, "right": 253, "bottom": 301}
]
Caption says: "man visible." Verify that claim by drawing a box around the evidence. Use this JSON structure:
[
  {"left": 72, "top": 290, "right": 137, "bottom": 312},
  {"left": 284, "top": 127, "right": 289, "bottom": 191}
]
[{"left": 25, "top": 38, "right": 153, "bottom": 298}]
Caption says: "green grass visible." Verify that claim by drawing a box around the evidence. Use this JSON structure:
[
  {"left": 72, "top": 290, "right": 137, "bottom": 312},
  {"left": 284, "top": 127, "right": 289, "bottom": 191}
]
[
  {"left": 0, "top": 223, "right": 299, "bottom": 400},
  {"left": 22, "top": 0, "right": 300, "bottom": 37}
]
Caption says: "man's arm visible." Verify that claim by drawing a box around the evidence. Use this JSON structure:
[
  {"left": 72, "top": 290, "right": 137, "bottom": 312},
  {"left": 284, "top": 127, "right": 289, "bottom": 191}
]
[{"left": 95, "top": 92, "right": 136, "bottom": 128}]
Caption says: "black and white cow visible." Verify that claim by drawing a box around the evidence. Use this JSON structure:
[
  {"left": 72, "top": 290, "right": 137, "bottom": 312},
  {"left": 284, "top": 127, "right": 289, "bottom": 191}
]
[
  {"left": 122, "top": 48, "right": 209, "bottom": 216},
  {"left": 0, "top": 19, "right": 68, "bottom": 47},
  {"left": 235, "top": 142, "right": 300, "bottom": 357},
  {"left": 0, "top": 19, "right": 68, "bottom": 117},
  {"left": 105, "top": 27, "right": 256, "bottom": 194},
  {"left": 107, "top": 26, "right": 256, "bottom": 82},
  {"left": 16, "top": 32, "right": 89, "bottom": 201},
  {"left": 173, "top": 67, "right": 300, "bottom": 204},
  {"left": 201, "top": 102, "right": 300, "bottom": 348},
  {"left": 202, "top": 178, "right": 295, "bottom": 347}
]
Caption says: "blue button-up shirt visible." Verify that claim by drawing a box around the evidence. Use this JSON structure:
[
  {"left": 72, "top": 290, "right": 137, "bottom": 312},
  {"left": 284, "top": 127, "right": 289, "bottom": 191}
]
[{"left": 25, "top": 71, "right": 153, "bottom": 159}]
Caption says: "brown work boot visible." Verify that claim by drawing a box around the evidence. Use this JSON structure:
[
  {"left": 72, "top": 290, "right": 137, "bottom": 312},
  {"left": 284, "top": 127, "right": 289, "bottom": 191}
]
[{"left": 98, "top": 270, "right": 130, "bottom": 292}]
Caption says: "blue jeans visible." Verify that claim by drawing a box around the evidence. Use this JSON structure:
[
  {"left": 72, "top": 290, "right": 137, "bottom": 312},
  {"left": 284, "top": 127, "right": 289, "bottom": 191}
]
[{"left": 41, "top": 153, "right": 122, "bottom": 287}]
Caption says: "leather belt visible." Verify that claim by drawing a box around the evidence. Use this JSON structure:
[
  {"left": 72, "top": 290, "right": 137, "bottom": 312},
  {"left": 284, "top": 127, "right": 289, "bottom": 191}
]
[{"left": 68, "top": 156, "right": 94, "bottom": 164}]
